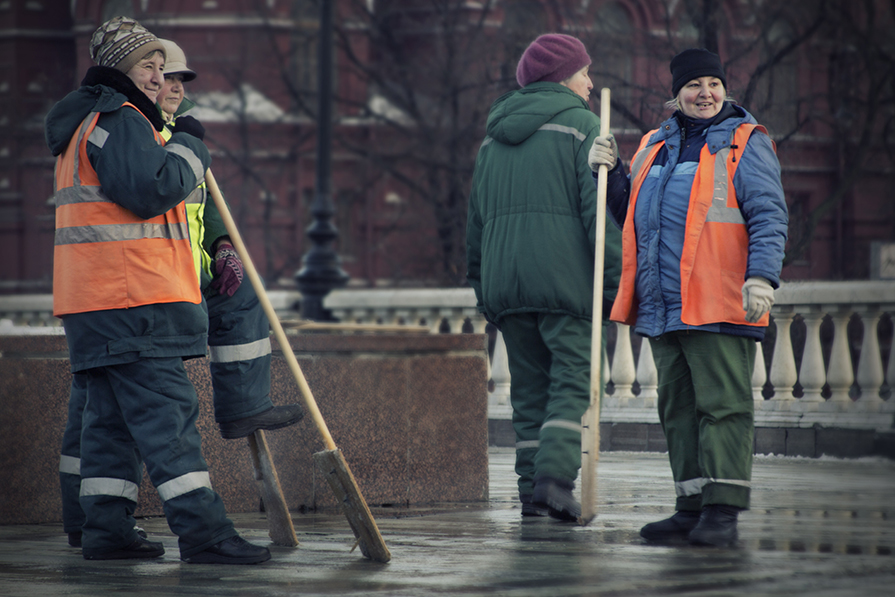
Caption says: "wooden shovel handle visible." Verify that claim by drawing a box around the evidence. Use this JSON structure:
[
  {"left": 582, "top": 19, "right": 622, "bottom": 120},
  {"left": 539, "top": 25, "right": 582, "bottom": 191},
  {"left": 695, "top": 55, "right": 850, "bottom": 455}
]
[{"left": 205, "top": 170, "right": 337, "bottom": 451}]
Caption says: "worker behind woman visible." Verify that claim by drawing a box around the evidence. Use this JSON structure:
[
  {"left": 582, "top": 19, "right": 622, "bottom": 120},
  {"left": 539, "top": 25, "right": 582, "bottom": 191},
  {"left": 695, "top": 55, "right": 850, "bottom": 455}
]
[
  {"left": 155, "top": 38, "right": 303, "bottom": 439},
  {"left": 46, "top": 16, "right": 270, "bottom": 564},
  {"left": 588, "top": 48, "right": 788, "bottom": 546}
]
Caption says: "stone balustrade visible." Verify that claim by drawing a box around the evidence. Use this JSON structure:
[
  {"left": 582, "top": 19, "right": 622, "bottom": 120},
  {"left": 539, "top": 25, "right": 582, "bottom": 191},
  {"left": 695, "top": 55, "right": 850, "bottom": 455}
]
[{"left": 3, "top": 281, "right": 893, "bottom": 434}]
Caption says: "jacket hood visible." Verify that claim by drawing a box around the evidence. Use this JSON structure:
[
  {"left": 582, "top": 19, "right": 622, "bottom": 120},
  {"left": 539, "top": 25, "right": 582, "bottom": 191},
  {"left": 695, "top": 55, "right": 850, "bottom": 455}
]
[
  {"left": 485, "top": 82, "right": 590, "bottom": 146},
  {"left": 45, "top": 66, "right": 166, "bottom": 156}
]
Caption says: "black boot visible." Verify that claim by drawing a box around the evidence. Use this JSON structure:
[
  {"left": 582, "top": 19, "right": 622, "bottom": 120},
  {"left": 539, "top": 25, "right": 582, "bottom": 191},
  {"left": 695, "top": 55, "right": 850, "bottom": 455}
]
[
  {"left": 640, "top": 510, "right": 700, "bottom": 541},
  {"left": 532, "top": 476, "right": 580, "bottom": 522},
  {"left": 688, "top": 504, "right": 740, "bottom": 547},
  {"left": 519, "top": 493, "right": 548, "bottom": 517},
  {"left": 83, "top": 536, "right": 165, "bottom": 560},
  {"left": 219, "top": 404, "right": 304, "bottom": 439},
  {"left": 182, "top": 536, "right": 271, "bottom": 565}
]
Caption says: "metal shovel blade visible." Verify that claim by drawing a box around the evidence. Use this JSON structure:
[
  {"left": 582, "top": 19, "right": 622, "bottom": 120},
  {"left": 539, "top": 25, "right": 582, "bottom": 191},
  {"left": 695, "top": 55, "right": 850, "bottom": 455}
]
[{"left": 314, "top": 448, "right": 392, "bottom": 563}]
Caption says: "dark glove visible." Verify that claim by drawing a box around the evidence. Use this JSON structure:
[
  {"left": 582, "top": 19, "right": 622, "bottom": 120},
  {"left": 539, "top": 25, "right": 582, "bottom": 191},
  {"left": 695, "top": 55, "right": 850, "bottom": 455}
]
[
  {"left": 211, "top": 242, "right": 244, "bottom": 297},
  {"left": 170, "top": 115, "right": 205, "bottom": 141}
]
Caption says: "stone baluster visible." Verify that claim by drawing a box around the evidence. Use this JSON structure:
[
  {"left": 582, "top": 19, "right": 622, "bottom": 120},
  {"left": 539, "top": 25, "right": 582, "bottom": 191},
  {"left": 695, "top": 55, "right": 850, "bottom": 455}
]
[
  {"left": 603, "top": 344, "right": 611, "bottom": 396},
  {"left": 426, "top": 309, "right": 444, "bottom": 334},
  {"left": 768, "top": 311, "right": 797, "bottom": 403},
  {"left": 636, "top": 337, "right": 658, "bottom": 402},
  {"left": 826, "top": 309, "right": 855, "bottom": 405},
  {"left": 888, "top": 314, "right": 895, "bottom": 397},
  {"left": 799, "top": 309, "right": 827, "bottom": 404},
  {"left": 854, "top": 308, "right": 885, "bottom": 407},
  {"left": 489, "top": 331, "right": 513, "bottom": 420},
  {"left": 752, "top": 340, "right": 767, "bottom": 404},
  {"left": 609, "top": 323, "right": 636, "bottom": 407}
]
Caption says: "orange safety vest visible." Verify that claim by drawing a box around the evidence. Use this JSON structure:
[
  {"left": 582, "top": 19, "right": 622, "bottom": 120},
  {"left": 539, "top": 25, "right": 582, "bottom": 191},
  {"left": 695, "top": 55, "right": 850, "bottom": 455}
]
[
  {"left": 610, "top": 123, "right": 772, "bottom": 328},
  {"left": 52, "top": 103, "right": 201, "bottom": 316}
]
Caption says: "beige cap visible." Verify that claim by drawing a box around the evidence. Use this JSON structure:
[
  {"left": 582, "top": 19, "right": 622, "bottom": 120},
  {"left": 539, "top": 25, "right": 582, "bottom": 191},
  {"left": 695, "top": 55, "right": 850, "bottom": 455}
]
[{"left": 159, "top": 39, "right": 197, "bottom": 82}]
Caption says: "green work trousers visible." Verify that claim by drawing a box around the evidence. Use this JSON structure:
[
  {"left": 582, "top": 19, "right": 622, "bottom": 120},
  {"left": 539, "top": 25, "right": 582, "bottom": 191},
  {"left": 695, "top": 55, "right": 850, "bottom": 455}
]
[
  {"left": 501, "top": 312, "right": 602, "bottom": 496},
  {"left": 649, "top": 331, "right": 755, "bottom": 511}
]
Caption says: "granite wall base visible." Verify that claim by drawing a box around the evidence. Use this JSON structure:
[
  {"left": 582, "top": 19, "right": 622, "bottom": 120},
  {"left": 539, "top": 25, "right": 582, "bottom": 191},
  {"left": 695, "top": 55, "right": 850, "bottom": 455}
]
[{"left": 0, "top": 333, "right": 490, "bottom": 525}]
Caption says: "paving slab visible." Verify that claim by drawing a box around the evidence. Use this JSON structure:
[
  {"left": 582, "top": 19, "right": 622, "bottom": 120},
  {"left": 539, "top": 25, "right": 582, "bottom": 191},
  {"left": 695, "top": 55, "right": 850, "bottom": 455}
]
[{"left": 0, "top": 449, "right": 893, "bottom": 596}]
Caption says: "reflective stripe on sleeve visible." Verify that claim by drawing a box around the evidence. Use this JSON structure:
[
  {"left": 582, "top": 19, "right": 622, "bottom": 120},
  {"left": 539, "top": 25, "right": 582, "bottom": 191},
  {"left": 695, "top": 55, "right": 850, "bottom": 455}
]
[
  {"left": 80, "top": 477, "right": 140, "bottom": 502},
  {"left": 208, "top": 337, "right": 271, "bottom": 364},
  {"left": 515, "top": 440, "right": 539, "bottom": 450},
  {"left": 59, "top": 454, "right": 80, "bottom": 475},
  {"left": 88, "top": 125, "right": 109, "bottom": 149},
  {"left": 156, "top": 471, "right": 212, "bottom": 502},
  {"left": 164, "top": 143, "right": 205, "bottom": 183},
  {"left": 538, "top": 123, "right": 587, "bottom": 142}
]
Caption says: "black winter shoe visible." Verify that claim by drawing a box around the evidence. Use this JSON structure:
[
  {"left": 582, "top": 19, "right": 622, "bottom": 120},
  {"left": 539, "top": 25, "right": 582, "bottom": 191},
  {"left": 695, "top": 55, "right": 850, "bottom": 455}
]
[
  {"left": 532, "top": 476, "right": 580, "bottom": 522},
  {"left": 519, "top": 494, "right": 548, "bottom": 517},
  {"left": 83, "top": 536, "right": 165, "bottom": 560},
  {"left": 640, "top": 510, "right": 701, "bottom": 541},
  {"left": 219, "top": 404, "right": 304, "bottom": 439},
  {"left": 688, "top": 505, "right": 740, "bottom": 547},
  {"left": 182, "top": 536, "right": 271, "bottom": 565},
  {"left": 70, "top": 526, "right": 145, "bottom": 548}
]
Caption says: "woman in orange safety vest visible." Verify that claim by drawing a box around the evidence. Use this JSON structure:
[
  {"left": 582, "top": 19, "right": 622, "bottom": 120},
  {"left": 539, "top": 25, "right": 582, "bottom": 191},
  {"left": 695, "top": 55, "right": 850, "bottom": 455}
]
[{"left": 587, "top": 48, "right": 788, "bottom": 548}]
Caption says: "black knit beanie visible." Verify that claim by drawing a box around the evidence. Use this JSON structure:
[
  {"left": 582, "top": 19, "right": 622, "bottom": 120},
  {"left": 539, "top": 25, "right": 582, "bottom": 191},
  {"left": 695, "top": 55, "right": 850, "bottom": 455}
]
[{"left": 670, "top": 48, "right": 726, "bottom": 96}]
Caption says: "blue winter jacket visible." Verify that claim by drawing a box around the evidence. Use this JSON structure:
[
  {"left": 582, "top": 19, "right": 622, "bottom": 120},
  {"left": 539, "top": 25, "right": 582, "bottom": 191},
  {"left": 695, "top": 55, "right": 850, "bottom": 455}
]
[{"left": 602, "top": 103, "right": 788, "bottom": 340}]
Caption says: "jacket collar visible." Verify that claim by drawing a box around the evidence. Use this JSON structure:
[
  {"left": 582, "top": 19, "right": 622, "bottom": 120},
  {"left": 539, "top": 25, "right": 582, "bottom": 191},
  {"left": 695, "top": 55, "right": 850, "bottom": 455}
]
[{"left": 81, "top": 66, "right": 166, "bottom": 131}]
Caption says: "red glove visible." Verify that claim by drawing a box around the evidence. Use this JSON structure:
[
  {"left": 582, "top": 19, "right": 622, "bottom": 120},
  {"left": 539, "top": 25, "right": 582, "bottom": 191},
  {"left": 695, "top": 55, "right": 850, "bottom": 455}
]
[{"left": 211, "top": 242, "right": 244, "bottom": 297}]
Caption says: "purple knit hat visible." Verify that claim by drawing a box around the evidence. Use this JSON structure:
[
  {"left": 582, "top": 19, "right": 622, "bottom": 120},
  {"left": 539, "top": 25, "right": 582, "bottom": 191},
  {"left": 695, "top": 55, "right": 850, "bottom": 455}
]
[{"left": 516, "top": 34, "right": 591, "bottom": 88}]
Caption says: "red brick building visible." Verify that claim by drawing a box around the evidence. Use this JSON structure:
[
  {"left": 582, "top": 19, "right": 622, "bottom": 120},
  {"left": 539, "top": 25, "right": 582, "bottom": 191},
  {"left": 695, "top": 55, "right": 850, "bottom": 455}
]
[{"left": 1, "top": 0, "right": 893, "bottom": 294}]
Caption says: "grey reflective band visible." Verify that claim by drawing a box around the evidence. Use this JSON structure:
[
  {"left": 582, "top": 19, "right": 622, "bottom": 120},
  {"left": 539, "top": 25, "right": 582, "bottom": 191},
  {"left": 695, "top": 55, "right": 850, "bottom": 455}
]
[
  {"left": 208, "top": 337, "right": 271, "bottom": 364},
  {"left": 629, "top": 146, "right": 654, "bottom": 182},
  {"left": 156, "top": 471, "right": 212, "bottom": 502},
  {"left": 59, "top": 454, "right": 80, "bottom": 475},
  {"left": 80, "top": 477, "right": 140, "bottom": 502},
  {"left": 538, "top": 123, "right": 587, "bottom": 142},
  {"left": 705, "top": 144, "right": 745, "bottom": 224},
  {"left": 71, "top": 112, "right": 99, "bottom": 188},
  {"left": 164, "top": 144, "right": 205, "bottom": 184},
  {"left": 55, "top": 220, "right": 190, "bottom": 246},
  {"left": 54, "top": 184, "right": 111, "bottom": 207},
  {"left": 88, "top": 125, "right": 109, "bottom": 149},
  {"left": 184, "top": 186, "right": 205, "bottom": 205},
  {"left": 675, "top": 476, "right": 751, "bottom": 497},
  {"left": 541, "top": 419, "right": 582, "bottom": 434},
  {"left": 481, "top": 137, "right": 493, "bottom": 148},
  {"left": 675, "top": 477, "right": 707, "bottom": 496},
  {"left": 208, "top": 338, "right": 270, "bottom": 363},
  {"left": 516, "top": 440, "right": 540, "bottom": 449}
]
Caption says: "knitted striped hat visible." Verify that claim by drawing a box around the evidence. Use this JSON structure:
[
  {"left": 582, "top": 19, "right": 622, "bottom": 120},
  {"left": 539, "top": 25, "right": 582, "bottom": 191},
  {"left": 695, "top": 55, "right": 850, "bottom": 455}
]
[{"left": 89, "top": 16, "right": 165, "bottom": 74}]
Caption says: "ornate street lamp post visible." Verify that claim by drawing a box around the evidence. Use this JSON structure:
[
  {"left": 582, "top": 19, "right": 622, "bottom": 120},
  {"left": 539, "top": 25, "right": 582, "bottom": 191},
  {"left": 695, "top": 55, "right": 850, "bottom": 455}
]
[{"left": 296, "top": 0, "right": 348, "bottom": 320}]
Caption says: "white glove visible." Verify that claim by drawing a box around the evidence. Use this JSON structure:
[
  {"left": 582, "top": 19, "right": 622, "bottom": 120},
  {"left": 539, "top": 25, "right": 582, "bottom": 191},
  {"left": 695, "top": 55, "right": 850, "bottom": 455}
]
[
  {"left": 588, "top": 135, "right": 618, "bottom": 172},
  {"left": 742, "top": 277, "right": 774, "bottom": 323}
]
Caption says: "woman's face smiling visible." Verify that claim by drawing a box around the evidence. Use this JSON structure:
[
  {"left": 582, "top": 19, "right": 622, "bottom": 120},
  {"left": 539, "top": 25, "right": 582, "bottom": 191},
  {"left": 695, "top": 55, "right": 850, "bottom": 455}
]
[
  {"left": 678, "top": 76, "right": 725, "bottom": 119},
  {"left": 126, "top": 51, "right": 165, "bottom": 103}
]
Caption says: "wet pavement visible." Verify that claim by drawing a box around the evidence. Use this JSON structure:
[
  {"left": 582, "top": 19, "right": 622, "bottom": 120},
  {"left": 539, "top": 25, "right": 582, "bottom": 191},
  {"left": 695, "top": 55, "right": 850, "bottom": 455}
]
[{"left": 1, "top": 448, "right": 893, "bottom": 596}]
